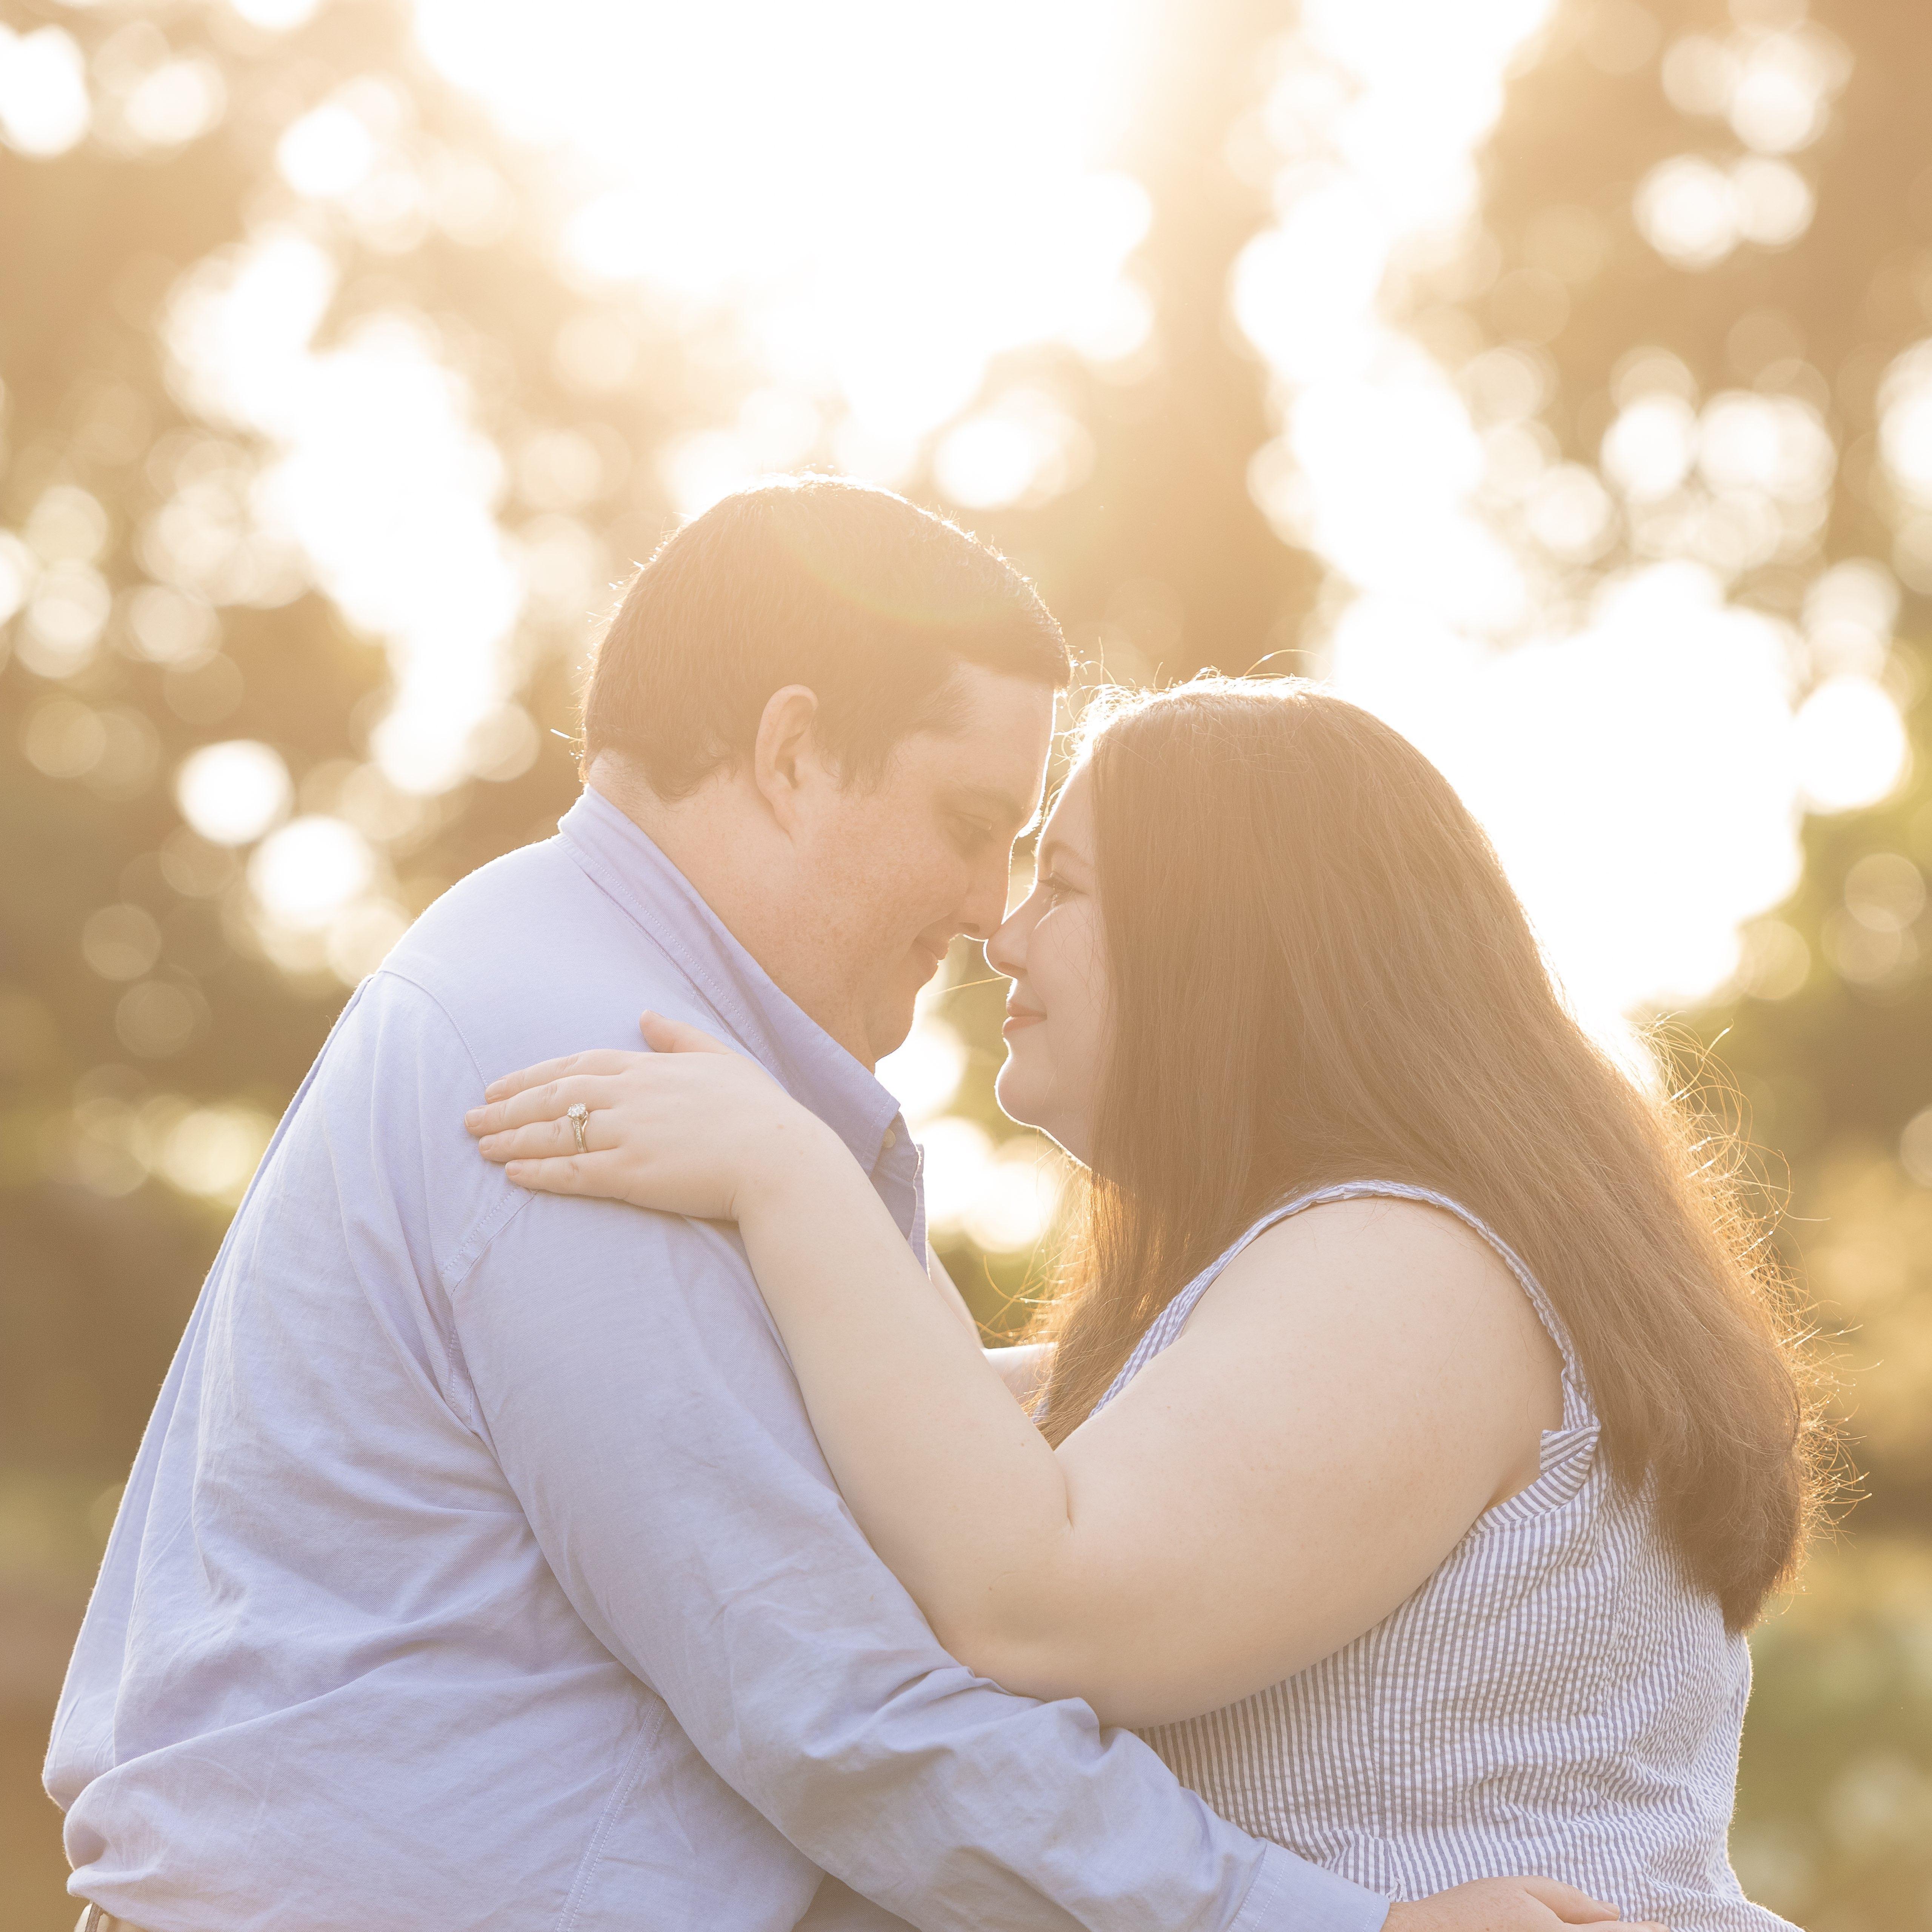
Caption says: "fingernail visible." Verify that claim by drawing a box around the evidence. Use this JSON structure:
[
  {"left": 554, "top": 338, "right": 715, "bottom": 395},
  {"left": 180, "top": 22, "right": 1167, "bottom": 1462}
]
[{"left": 464, "top": 1108, "right": 482, "bottom": 1128}]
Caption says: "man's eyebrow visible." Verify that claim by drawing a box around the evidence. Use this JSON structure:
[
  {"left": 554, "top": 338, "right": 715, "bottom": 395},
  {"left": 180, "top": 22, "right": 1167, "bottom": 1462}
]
[{"left": 952, "top": 783, "right": 1034, "bottom": 828}]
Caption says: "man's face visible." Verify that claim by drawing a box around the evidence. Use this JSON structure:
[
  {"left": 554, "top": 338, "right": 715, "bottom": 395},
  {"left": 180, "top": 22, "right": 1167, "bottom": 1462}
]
[{"left": 793, "top": 665, "right": 1055, "bottom": 1068}]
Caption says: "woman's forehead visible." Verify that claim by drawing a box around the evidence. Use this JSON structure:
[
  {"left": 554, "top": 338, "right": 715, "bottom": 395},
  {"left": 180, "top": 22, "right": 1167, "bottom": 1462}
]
[{"left": 1040, "top": 763, "right": 1095, "bottom": 853}]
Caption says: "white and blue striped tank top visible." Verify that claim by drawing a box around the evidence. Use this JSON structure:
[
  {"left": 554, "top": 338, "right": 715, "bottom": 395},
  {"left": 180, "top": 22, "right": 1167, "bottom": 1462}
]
[{"left": 1091, "top": 1180, "right": 1792, "bottom": 1930}]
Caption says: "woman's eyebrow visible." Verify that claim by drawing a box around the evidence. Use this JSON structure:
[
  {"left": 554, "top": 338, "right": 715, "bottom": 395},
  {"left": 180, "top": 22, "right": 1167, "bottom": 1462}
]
[{"left": 1036, "top": 834, "right": 1088, "bottom": 874}]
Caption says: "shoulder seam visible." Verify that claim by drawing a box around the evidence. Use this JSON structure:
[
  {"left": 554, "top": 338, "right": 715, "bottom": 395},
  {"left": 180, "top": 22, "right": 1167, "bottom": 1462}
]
[
  {"left": 366, "top": 966, "right": 540, "bottom": 1400},
  {"left": 374, "top": 962, "right": 491, "bottom": 1081}
]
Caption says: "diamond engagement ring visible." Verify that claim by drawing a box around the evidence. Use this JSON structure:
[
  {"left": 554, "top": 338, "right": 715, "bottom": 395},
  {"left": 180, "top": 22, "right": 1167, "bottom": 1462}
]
[{"left": 566, "top": 1103, "right": 590, "bottom": 1154}]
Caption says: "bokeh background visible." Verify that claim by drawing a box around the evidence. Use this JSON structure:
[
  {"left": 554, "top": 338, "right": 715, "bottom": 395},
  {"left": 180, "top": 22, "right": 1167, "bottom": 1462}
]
[{"left": 2, "top": 0, "right": 1928, "bottom": 1924}]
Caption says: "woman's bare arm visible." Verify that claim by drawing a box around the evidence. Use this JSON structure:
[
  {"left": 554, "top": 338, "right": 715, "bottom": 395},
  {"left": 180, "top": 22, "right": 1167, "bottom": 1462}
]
[
  {"left": 733, "top": 1155, "right": 1557, "bottom": 1725},
  {"left": 986, "top": 1340, "right": 1051, "bottom": 1404},
  {"left": 469, "top": 1026, "right": 1558, "bottom": 1728}
]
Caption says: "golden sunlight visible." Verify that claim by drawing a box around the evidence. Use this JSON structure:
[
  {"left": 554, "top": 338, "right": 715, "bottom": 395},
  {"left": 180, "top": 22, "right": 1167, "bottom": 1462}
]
[
  {"left": 138, "top": 0, "right": 1914, "bottom": 1064},
  {"left": 412, "top": 0, "right": 1160, "bottom": 488}
]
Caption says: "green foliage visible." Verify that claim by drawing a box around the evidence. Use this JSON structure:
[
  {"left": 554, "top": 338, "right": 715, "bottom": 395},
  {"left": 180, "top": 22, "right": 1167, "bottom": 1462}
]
[{"left": 1739, "top": 1537, "right": 1932, "bottom": 1927}]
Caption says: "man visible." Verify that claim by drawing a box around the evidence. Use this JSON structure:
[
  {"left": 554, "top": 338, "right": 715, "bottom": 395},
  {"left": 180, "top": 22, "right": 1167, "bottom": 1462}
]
[{"left": 48, "top": 477, "right": 1629, "bottom": 1932}]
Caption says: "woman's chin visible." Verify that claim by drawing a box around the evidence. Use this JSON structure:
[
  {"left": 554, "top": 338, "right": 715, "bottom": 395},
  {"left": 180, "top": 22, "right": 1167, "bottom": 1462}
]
[
  {"left": 995, "top": 1041, "right": 1097, "bottom": 1167},
  {"left": 992, "top": 1058, "right": 1044, "bottom": 1132},
  {"left": 993, "top": 1067, "right": 1088, "bottom": 1166}
]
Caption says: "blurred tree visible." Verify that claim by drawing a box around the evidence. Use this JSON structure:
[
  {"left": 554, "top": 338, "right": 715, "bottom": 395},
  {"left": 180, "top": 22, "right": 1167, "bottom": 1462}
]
[
  {"left": 961, "top": 2, "right": 1932, "bottom": 1920},
  {"left": 0, "top": 0, "right": 734, "bottom": 1491},
  {"left": 0, "top": 11, "right": 717, "bottom": 1915},
  {"left": 1479, "top": 6, "right": 1932, "bottom": 1923},
  {"left": 5, "top": 0, "right": 1932, "bottom": 1927}
]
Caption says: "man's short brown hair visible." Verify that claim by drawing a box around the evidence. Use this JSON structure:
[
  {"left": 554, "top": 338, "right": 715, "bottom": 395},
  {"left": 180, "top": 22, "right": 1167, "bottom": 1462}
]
[{"left": 582, "top": 474, "right": 1071, "bottom": 798}]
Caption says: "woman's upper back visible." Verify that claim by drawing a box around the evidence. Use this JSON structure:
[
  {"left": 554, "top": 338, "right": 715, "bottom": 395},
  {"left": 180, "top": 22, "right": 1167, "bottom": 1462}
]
[{"left": 1095, "top": 1181, "right": 1793, "bottom": 1932}]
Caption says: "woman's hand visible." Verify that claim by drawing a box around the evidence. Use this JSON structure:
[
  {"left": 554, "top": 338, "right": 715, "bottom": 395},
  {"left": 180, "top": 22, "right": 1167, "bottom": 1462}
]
[
  {"left": 1386, "top": 1878, "right": 1657, "bottom": 1931},
  {"left": 464, "top": 1012, "right": 844, "bottom": 1222}
]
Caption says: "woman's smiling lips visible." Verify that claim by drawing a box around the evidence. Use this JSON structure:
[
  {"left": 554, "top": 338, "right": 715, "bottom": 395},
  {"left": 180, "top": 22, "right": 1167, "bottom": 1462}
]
[{"left": 1002, "top": 1000, "right": 1045, "bottom": 1037}]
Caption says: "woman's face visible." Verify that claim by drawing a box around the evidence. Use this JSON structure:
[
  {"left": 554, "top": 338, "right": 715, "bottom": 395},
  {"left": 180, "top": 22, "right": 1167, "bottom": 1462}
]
[{"left": 985, "top": 761, "right": 1110, "bottom": 1165}]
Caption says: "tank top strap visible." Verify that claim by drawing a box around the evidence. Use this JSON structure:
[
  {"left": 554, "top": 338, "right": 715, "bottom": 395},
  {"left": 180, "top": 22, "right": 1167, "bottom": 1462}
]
[{"left": 1092, "top": 1178, "right": 1593, "bottom": 1431}]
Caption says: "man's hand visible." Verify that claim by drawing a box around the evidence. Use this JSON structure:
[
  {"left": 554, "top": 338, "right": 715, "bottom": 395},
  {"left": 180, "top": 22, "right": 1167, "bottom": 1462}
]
[{"left": 1387, "top": 1877, "right": 1669, "bottom": 1932}]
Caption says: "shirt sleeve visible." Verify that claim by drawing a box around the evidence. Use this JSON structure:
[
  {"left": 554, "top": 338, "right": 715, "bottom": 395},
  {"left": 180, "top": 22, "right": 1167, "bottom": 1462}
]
[{"left": 450, "top": 1187, "right": 1389, "bottom": 1932}]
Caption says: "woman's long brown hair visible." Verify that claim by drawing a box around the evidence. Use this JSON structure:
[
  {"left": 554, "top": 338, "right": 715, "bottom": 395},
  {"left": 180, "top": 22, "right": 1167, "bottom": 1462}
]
[{"left": 1029, "top": 677, "right": 1830, "bottom": 1630}]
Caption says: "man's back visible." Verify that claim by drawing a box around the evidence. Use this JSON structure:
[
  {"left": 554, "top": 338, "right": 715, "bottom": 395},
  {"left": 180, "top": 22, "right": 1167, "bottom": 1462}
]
[
  {"left": 50, "top": 792, "right": 1343, "bottom": 1932},
  {"left": 50, "top": 813, "right": 816, "bottom": 1927}
]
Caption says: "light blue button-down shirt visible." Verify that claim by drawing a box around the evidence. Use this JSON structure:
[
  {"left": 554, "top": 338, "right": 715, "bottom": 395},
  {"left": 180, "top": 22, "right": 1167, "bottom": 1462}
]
[{"left": 47, "top": 787, "right": 1386, "bottom": 1932}]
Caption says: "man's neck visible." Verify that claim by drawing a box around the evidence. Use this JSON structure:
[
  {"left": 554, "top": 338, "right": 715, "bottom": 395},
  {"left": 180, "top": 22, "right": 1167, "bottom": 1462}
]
[{"left": 583, "top": 759, "right": 872, "bottom": 1066}]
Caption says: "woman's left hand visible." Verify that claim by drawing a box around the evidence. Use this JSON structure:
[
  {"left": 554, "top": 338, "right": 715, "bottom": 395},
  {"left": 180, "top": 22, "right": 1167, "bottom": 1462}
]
[{"left": 464, "top": 1012, "right": 840, "bottom": 1221}]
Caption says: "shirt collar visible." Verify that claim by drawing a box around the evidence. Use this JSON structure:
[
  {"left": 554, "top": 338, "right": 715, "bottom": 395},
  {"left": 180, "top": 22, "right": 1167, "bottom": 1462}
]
[{"left": 557, "top": 786, "right": 905, "bottom": 1181}]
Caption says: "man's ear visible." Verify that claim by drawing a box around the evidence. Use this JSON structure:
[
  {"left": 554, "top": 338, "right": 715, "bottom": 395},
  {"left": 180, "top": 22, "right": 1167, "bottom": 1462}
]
[{"left": 751, "top": 685, "right": 827, "bottom": 832}]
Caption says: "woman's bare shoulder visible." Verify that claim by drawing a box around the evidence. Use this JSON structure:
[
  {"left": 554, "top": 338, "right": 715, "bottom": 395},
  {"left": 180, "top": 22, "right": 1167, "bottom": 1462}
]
[
  {"left": 1192, "top": 1192, "right": 1544, "bottom": 1352},
  {"left": 1245, "top": 1191, "right": 1512, "bottom": 1272},
  {"left": 1170, "top": 1192, "right": 1565, "bottom": 1464}
]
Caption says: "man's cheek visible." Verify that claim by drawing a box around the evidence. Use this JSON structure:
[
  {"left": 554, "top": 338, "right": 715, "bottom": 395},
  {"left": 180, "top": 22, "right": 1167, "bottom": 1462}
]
[{"left": 894, "top": 852, "right": 960, "bottom": 932}]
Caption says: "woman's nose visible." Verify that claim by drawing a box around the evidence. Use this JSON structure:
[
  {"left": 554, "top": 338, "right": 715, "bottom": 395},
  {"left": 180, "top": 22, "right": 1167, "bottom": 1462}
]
[{"left": 984, "top": 904, "right": 1026, "bottom": 979}]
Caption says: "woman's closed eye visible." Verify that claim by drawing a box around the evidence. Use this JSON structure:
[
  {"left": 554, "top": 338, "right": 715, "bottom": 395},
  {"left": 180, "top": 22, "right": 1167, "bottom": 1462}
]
[{"left": 1037, "top": 870, "right": 1076, "bottom": 908}]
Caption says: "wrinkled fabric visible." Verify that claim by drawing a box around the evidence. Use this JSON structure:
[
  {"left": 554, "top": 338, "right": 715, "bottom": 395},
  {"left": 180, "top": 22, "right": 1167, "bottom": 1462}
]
[{"left": 47, "top": 787, "right": 1385, "bottom": 1932}]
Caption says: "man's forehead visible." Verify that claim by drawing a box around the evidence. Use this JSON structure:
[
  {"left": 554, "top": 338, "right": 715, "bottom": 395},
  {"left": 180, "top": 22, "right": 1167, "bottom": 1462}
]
[{"left": 926, "top": 674, "right": 1055, "bottom": 812}]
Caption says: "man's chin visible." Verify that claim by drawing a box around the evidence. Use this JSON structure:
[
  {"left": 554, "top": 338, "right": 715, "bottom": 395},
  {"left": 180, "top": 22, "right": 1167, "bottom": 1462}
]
[
  {"left": 868, "top": 997, "right": 922, "bottom": 1068},
  {"left": 865, "top": 951, "right": 946, "bottom": 1067}
]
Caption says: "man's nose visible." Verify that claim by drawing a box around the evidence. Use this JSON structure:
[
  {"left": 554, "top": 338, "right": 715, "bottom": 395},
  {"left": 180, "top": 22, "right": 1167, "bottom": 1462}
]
[{"left": 956, "top": 860, "right": 1012, "bottom": 946}]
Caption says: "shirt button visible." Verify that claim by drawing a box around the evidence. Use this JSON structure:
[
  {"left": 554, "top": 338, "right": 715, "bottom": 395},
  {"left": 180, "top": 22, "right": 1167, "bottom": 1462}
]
[{"left": 881, "top": 1128, "right": 897, "bottom": 1151}]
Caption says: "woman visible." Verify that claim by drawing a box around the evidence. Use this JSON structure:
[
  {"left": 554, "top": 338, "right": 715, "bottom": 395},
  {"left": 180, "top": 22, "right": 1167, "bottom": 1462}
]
[{"left": 467, "top": 678, "right": 1821, "bottom": 1927}]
